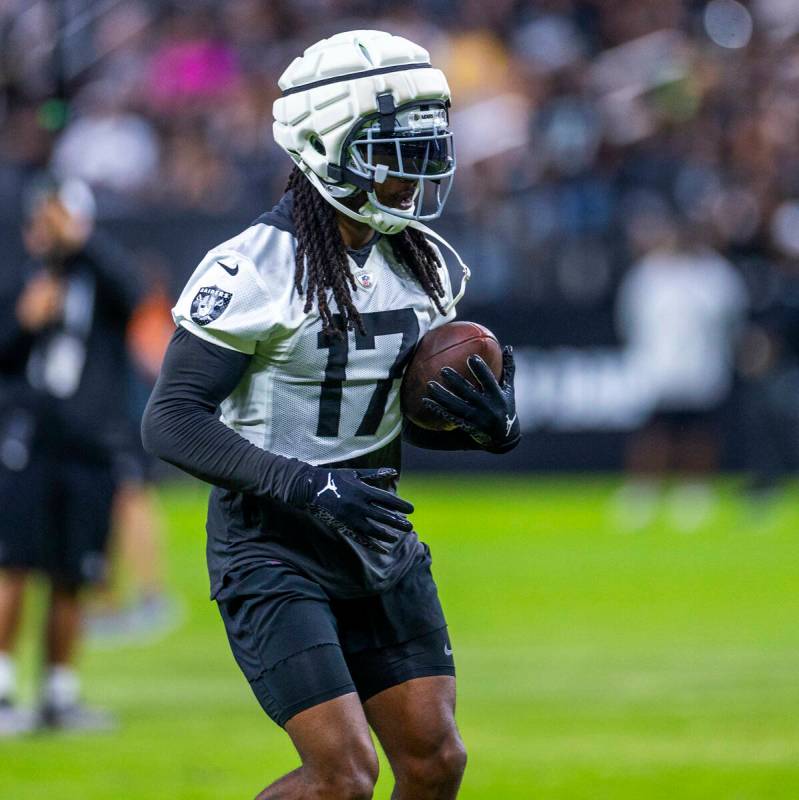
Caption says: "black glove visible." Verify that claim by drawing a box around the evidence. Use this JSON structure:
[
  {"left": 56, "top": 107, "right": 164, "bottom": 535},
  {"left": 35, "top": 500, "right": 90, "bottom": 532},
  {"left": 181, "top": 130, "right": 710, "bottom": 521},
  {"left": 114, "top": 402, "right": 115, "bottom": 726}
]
[
  {"left": 294, "top": 466, "right": 414, "bottom": 554},
  {"left": 422, "top": 345, "right": 521, "bottom": 453}
]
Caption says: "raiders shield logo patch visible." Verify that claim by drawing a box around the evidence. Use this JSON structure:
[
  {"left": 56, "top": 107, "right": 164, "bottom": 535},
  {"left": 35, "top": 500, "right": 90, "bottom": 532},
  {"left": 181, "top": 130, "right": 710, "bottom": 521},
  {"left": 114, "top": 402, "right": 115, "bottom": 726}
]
[{"left": 190, "top": 286, "right": 232, "bottom": 326}]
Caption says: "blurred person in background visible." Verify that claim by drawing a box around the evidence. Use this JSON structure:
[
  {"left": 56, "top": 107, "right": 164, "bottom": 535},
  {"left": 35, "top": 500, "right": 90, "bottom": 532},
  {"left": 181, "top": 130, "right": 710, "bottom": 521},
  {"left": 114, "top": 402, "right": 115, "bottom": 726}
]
[
  {"left": 737, "top": 258, "right": 799, "bottom": 503},
  {"left": 88, "top": 273, "right": 177, "bottom": 641},
  {"left": 614, "top": 211, "right": 748, "bottom": 530},
  {"left": 0, "top": 176, "right": 141, "bottom": 734}
]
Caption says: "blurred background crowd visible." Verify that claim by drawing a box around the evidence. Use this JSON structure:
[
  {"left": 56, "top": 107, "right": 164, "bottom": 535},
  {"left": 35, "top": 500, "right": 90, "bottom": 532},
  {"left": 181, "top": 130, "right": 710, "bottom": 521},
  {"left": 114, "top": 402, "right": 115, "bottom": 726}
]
[
  {"left": 2, "top": 0, "right": 799, "bottom": 483},
  {"left": 2, "top": 0, "right": 799, "bottom": 295}
]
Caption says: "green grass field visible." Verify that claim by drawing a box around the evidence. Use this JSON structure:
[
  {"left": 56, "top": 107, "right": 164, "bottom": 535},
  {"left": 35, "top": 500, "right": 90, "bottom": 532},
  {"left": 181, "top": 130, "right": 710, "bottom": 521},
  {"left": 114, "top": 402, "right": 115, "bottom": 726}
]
[{"left": 3, "top": 476, "right": 799, "bottom": 799}]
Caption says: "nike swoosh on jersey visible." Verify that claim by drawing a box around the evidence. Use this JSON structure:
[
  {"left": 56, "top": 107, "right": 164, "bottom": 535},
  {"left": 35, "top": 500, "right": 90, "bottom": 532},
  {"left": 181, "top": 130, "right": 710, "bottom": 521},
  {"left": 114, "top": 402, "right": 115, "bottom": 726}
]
[{"left": 218, "top": 261, "right": 239, "bottom": 276}]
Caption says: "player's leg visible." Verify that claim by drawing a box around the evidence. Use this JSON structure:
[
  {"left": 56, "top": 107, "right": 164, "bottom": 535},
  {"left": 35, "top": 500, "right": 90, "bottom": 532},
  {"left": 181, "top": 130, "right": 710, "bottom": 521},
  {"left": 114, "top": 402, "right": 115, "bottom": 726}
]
[
  {"left": 39, "top": 459, "right": 116, "bottom": 729},
  {"left": 43, "top": 581, "right": 82, "bottom": 664},
  {"left": 217, "top": 560, "right": 380, "bottom": 799},
  {"left": 0, "top": 431, "right": 47, "bottom": 664},
  {"left": 98, "top": 424, "right": 172, "bottom": 630},
  {"left": 87, "top": 475, "right": 176, "bottom": 641},
  {"left": 113, "top": 480, "right": 168, "bottom": 603},
  {"left": 365, "top": 675, "right": 465, "bottom": 800},
  {"left": 0, "top": 570, "right": 27, "bottom": 703},
  {"left": 39, "top": 578, "right": 83, "bottom": 718},
  {"left": 0, "top": 570, "right": 27, "bottom": 653},
  {"left": 349, "top": 628, "right": 464, "bottom": 800},
  {"left": 0, "top": 434, "right": 48, "bottom": 731},
  {"left": 0, "top": 570, "right": 32, "bottom": 736},
  {"left": 337, "top": 555, "right": 464, "bottom": 798},
  {"left": 254, "top": 693, "right": 378, "bottom": 799}
]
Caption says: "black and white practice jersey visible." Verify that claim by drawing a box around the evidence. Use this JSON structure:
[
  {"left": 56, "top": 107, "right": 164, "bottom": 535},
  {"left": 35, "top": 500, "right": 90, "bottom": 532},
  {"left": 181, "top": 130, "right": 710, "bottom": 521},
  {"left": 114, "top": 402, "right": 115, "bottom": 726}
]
[{"left": 172, "top": 194, "right": 455, "bottom": 465}]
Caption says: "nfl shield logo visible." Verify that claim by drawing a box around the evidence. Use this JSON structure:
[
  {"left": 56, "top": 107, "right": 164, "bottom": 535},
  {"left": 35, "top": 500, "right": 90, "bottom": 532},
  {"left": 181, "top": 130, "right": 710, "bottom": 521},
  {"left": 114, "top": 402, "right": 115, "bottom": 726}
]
[
  {"left": 356, "top": 272, "right": 374, "bottom": 289},
  {"left": 190, "top": 286, "right": 233, "bottom": 325}
]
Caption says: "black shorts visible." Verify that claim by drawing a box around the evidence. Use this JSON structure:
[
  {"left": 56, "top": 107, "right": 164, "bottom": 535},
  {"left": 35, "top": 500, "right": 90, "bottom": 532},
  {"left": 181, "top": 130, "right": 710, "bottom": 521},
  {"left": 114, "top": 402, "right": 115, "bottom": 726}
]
[
  {"left": 216, "top": 552, "right": 455, "bottom": 727},
  {"left": 0, "top": 450, "right": 115, "bottom": 588}
]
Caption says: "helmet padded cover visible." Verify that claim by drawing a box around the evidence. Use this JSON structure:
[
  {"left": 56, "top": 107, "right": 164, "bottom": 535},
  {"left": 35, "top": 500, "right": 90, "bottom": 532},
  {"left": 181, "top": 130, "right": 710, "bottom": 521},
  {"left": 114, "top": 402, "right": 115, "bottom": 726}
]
[{"left": 273, "top": 30, "right": 451, "bottom": 184}]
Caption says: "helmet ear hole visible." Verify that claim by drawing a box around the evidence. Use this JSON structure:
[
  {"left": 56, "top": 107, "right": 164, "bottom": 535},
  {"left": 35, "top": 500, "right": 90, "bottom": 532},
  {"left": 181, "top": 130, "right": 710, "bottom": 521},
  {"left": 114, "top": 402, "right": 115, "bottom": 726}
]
[{"left": 309, "top": 135, "right": 326, "bottom": 156}]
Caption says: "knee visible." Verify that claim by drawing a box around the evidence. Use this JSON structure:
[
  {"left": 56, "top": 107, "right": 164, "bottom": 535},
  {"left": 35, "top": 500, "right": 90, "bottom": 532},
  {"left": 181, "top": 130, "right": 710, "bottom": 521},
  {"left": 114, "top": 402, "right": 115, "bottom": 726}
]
[
  {"left": 400, "top": 733, "right": 467, "bottom": 791},
  {"left": 322, "top": 772, "right": 376, "bottom": 800},
  {"left": 432, "top": 735, "right": 468, "bottom": 786},
  {"left": 315, "top": 767, "right": 377, "bottom": 800},
  {"left": 312, "top": 744, "right": 379, "bottom": 800}
]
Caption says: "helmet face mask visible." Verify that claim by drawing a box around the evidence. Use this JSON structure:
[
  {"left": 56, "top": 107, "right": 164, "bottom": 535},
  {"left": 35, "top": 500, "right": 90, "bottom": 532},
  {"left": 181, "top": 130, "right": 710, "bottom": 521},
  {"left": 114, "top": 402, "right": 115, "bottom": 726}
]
[{"left": 345, "top": 100, "right": 456, "bottom": 223}]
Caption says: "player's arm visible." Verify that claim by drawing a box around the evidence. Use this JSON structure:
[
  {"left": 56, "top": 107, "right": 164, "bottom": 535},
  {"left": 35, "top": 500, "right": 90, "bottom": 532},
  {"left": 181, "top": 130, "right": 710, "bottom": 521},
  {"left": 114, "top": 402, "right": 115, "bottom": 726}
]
[
  {"left": 141, "top": 327, "right": 303, "bottom": 496},
  {"left": 141, "top": 328, "right": 414, "bottom": 553}
]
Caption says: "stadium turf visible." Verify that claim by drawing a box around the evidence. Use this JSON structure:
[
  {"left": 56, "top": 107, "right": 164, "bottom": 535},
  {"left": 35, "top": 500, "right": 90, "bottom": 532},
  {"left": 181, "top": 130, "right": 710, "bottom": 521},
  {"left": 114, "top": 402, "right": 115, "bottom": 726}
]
[{"left": 3, "top": 476, "right": 799, "bottom": 799}]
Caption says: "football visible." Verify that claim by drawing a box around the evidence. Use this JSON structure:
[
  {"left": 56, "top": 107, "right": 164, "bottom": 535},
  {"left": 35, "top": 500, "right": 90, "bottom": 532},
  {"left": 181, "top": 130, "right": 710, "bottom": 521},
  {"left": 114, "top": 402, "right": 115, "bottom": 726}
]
[{"left": 401, "top": 321, "right": 504, "bottom": 430}]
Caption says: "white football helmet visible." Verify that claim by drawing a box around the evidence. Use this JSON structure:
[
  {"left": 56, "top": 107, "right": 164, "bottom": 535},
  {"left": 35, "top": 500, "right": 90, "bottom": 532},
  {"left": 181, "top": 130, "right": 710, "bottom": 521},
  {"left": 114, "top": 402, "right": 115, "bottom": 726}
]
[{"left": 273, "top": 30, "right": 455, "bottom": 234}]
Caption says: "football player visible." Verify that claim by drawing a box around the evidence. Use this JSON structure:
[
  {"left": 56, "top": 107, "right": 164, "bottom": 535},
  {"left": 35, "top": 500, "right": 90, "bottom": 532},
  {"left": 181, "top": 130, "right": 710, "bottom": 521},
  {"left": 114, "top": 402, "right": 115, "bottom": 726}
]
[{"left": 142, "top": 30, "right": 520, "bottom": 800}]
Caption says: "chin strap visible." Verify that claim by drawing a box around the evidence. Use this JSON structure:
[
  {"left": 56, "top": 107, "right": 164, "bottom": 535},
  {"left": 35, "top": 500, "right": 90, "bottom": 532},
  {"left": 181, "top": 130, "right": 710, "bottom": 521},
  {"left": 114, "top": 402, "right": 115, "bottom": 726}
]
[
  {"left": 301, "top": 164, "right": 471, "bottom": 313},
  {"left": 409, "top": 222, "right": 471, "bottom": 315}
]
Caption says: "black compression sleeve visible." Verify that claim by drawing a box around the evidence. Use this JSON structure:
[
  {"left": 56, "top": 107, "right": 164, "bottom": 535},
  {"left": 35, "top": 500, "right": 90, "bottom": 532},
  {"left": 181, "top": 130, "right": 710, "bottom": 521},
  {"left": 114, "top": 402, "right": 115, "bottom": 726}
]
[{"left": 141, "top": 327, "right": 308, "bottom": 500}]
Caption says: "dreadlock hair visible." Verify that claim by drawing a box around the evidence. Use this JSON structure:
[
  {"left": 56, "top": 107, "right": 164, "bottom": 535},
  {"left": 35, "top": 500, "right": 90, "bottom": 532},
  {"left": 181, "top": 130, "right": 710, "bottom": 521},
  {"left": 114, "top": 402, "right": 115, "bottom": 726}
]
[{"left": 286, "top": 166, "right": 447, "bottom": 337}]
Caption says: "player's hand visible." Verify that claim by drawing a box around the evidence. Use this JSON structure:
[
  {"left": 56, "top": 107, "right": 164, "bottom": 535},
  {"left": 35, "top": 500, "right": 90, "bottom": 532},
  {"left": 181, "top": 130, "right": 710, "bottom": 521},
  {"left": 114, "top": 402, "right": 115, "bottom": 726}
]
[
  {"left": 16, "top": 271, "right": 63, "bottom": 332},
  {"left": 422, "top": 345, "right": 521, "bottom": 453},
  {"left": 296, "top": 467, "right": 414, "bottom": 554},
  {"left": 23, "top": 198, "right": 92, "bottom": 261}
]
